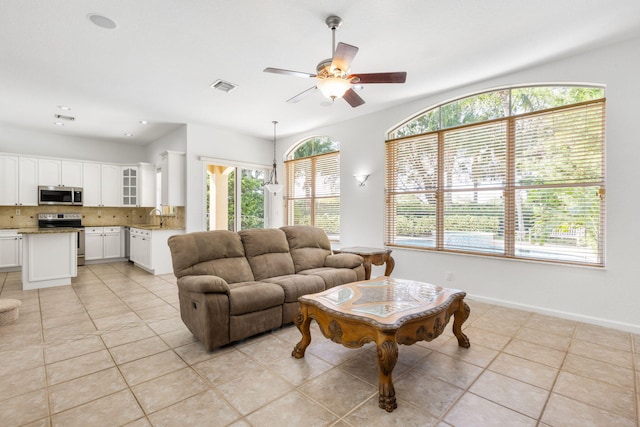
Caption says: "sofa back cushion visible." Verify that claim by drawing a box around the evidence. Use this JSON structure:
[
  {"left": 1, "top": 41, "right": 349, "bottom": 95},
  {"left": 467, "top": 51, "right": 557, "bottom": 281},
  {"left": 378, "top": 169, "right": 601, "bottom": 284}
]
[
  {"left": 167, "top": 231, "right": 255, "bottom": 283},
  {"left": 280, "top": 226, "right": 332, "bottom": 273},
  {"left": 239, "top": 228, "right": 295, "bottom": 281}
]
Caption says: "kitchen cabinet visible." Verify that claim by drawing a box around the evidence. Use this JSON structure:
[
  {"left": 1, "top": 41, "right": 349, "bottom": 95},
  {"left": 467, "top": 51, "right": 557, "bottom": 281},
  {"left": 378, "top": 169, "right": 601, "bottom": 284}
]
[
  {"left": 38, "top": 159, "right": 83, "bottom": 187},
  {"left": 130, "top": 227, "right": 183, "bottom": 275},
  {"left": 0, "top": 155, "right": 38, "bottom": 206},
  {"left": 122, "top": 163, "right": 156, "bottom": 207},
  {"left": 82, "top": 163, "right": 121, "bottom": 207},
  {"left": 21, "top": 230, "right": 77, "bottom": 290},
  {"left": 160, "top": 151, "right": 185, "bottom": 206},
  {"left": 138, "top": 163, "right": 156, "bottom": 207},
  {"left": 85, "top": 226, "right": 122, "bottom": 261},
  {"left": 121, "top": 167, "right": 138, "bottom": 207},
  {"left": 0, "top": 230, "right": 22, "bottom": 269}
]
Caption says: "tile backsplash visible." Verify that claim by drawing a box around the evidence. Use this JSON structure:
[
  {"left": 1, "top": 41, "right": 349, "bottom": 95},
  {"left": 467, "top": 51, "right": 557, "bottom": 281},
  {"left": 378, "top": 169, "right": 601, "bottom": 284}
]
[{"left": 0, "top": 206, "right": 185, "bottom": 229}]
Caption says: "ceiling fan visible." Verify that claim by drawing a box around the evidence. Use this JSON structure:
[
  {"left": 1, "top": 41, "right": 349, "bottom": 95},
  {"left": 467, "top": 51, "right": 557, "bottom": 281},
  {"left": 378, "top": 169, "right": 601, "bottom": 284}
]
[{"left": 263, "top": 15, "right": 407, "bottom": 108}]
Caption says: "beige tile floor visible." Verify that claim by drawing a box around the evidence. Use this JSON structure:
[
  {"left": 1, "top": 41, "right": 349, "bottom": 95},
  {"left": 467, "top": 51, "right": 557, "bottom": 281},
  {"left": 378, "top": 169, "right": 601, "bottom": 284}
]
[{"left": 0, "top": 261, "right": 638, "bottom": 427}]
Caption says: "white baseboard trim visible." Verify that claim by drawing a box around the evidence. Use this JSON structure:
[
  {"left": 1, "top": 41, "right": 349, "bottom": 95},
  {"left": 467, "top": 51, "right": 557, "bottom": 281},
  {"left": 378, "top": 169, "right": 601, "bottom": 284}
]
[{"left": 467, "top": 293, "right": 640, "bottom": 335}]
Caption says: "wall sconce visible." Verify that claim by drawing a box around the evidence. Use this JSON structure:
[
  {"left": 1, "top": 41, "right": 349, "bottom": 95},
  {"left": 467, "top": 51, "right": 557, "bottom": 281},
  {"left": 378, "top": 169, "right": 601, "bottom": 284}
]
[{"left": 354, "top": 174, "right": 370, "bottom": 187}]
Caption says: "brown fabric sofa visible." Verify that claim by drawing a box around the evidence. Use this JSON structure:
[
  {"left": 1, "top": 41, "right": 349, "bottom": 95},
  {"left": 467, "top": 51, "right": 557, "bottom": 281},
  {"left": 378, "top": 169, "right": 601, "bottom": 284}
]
[{"left": 167, "top": 225, "right": 365, "bottom": 350}]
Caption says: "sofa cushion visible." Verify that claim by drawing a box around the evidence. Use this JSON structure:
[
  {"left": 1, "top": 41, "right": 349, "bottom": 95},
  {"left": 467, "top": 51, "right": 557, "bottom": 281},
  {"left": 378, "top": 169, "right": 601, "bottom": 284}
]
[
  {"left": 281, "top": 225, "right": 332, "bottom": 272},
  {"left": 299, "top": 268, "right": 359, "bottom": 289},
  {"left": 228, "top": 281, "right": 285, "bottom": 315},
  {"left": 168, "top": 231, "right": 255, "bottom": 283},
  {"left": 264, "top": 274, "right": 326, "bottom": 303},
  {"left": 239, "top": 228, "right": 295, "bottom": 280}
]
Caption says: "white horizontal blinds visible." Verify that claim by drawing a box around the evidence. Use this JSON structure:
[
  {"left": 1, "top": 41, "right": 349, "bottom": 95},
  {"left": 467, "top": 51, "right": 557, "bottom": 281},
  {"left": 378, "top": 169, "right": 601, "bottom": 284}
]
[
  {"left": 385, "top": 134, "right": 438, "bottom": 247},
  {"left": 514, "top": 102, "right": 605, "bottom": 186},
  {"left": 385, "top": 94, "right": 605, "bottom": 266},
  {"left": 314, "top": 153, "right": 340, "bottom": 238},
  {"left": 442, "top": 122, "right": 507, "bottom": 252},
  {"left": 285, "top": 152, "right": 340, "bottom": 238},
  {"left": 286, "top": 158, "right": 312, "bottom": 226},
  {"left": 512, "top": 101, "right": 605, "bottom": 264}
]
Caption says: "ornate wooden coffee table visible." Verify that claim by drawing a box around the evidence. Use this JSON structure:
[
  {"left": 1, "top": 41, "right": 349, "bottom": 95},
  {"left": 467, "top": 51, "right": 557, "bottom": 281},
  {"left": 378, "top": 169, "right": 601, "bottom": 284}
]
[{"left": 292, "top": 277, "right": 470, "bottom": 412}]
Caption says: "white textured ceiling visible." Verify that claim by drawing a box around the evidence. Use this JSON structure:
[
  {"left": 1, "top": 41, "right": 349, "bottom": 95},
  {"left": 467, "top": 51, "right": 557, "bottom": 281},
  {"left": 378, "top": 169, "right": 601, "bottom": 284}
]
[{"left": 1, "top": 0, "right": 639, "bottom": 144}]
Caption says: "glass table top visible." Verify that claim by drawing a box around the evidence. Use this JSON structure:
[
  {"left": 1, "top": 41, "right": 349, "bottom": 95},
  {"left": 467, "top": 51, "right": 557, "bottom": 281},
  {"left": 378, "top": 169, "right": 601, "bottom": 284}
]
[{"left": 313, "top": 277, "right": 454, "bottom": 319}]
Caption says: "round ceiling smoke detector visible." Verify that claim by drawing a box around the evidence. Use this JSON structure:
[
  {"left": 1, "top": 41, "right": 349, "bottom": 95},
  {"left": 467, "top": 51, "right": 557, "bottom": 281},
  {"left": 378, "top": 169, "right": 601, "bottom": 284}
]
[{"left": 87, "top": 13, "right": 117, "bottom": 30}]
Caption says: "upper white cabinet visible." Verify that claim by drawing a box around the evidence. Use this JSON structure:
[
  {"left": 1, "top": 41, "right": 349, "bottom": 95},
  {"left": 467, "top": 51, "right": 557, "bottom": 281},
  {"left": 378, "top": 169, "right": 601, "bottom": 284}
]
[
  {"left": 0, "top": 155, "right": 38, "bottom": 206},
  {"left": 122, "top": 163, "right": 156, "bottom": 207},
  {"left": 121, "top": 166, "right": 138, "bottom": 207},
  {"left": 139, "top": 163, "right": 156, "bottom": 207},
  {"left": 38, "top": 159, "right": 83, "bottom": 187},
  {"left": 160, "top": 151, "right": 185, "bottom": 206},
  {"left": 82, "top": 163, "right": 121, "bottom": 207}
]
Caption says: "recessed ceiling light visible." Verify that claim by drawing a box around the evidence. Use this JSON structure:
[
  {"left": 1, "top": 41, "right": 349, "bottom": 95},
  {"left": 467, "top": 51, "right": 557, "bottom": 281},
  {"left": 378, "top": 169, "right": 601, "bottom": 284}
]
[
  {"left": 87, "top": 13, "right": 117, "bottom": 30},
  {"left": 124, "top": 133, "right": 133, "bottom": 137},
  {"left": 54, "top": 122, "right": 64, "bottom": 126},
  {"left": 139, "top": 120, "right": 148, "bottom": 125},
  {"left": 57, "top": 105, "right": 72, "bottom": 111}
]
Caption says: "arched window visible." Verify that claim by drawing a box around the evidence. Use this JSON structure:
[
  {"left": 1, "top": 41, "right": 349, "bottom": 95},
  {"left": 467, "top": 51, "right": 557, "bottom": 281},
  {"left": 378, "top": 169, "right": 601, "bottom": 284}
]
[
  {"left": 386, "top": 85, "right": 606, "bottom": 266},
  {"left": 285, "top": 136, "right": 340, "bottom": 240}
]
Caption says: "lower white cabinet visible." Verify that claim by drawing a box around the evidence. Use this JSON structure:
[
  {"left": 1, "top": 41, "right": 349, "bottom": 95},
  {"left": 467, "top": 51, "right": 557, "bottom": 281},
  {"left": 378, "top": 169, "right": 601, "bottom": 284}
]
[
  {"left": 0, "top": 230, "right": 22, "bottom": 269},
  {"left": 130, "top": 227, "right": 183, "bottom": 275},
  {"left": 130, "top": 228, "right": 151, "bottom": 269},
  {"left": 85, "top": 226, "right": 122, "bottom": 261}
]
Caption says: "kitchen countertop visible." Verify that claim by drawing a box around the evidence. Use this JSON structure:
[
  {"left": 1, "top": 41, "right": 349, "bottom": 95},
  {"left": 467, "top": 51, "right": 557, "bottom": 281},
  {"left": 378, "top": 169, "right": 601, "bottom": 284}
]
[
  {"left": 18, "top": 227, "right": 83, "bottom": 234},
  {"left": 129, "top": 225, "right": 185, "bottom": 231}
]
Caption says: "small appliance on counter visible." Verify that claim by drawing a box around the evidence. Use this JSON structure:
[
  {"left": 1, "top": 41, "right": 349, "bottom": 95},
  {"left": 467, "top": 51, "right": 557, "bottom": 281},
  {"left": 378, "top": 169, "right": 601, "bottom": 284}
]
[{"left": 37, "top": 213, "right": 85, "bottom": 265}]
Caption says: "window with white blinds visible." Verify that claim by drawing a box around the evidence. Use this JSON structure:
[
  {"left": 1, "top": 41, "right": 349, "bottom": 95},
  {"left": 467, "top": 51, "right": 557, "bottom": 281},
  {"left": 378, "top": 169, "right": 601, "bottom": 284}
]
[
  {"left": 285, "top": 137, "right": 340, "bottom": 240},
  {"left": 386, "top": 86, "right": 605, "bottom": 266}
]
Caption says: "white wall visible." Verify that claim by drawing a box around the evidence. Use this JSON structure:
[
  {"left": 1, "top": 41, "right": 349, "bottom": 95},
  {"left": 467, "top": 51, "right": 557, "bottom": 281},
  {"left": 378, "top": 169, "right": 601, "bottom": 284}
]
[
  {"left": 276, "top": 36, "right": 640, "bottom": 332},
  {"left": 145, "top": 125, "right": 187, "bottom": 166},
  {"left": 0, "top": 122, "right": 147, "bottom": 163},
  {"left": 184, "top": 123, "right": 271, "bottom": 232}
]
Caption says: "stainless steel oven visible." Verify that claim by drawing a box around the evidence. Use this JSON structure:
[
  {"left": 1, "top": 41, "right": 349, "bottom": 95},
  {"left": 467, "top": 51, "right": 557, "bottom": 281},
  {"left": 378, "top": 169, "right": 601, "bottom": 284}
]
[{"left": 37, "top": 213, "right": 85, "bottom": 265}]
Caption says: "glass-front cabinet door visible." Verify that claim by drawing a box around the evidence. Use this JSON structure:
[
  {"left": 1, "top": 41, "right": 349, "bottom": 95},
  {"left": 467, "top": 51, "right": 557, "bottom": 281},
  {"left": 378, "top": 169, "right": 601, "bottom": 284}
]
[{"left": 122, "top": 166, "right": 138, "bottom": 206}]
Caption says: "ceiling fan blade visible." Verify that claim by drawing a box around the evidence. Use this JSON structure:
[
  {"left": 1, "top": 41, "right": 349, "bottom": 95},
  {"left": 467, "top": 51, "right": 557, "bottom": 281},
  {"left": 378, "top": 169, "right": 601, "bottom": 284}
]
[
  {"left": 286, "top": 86, "right": 318, "bottom": 103},
  {"left": 263, "top": 67, "right": 316, "bottom": 79},
  {"left": 350, "top": 72, "right": 407, "bottom": 84},
  {"left": 331, "top": 42, "right": 359, "bottom": 72},
  {"left": 343, "top": 88, "right": 365, "bottom": 108}
]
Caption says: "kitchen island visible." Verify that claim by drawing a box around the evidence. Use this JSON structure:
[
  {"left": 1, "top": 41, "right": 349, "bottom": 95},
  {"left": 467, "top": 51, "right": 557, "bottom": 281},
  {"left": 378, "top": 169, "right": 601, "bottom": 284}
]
[{"left": 18, "top": 227, "right": 78, "bottom": 290}]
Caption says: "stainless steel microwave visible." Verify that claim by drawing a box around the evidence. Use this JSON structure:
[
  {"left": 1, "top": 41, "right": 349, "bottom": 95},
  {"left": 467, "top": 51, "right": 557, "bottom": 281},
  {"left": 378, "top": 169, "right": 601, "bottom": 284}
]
[{"left": 38, "top": 186, "right": 83, "bottom": 206}]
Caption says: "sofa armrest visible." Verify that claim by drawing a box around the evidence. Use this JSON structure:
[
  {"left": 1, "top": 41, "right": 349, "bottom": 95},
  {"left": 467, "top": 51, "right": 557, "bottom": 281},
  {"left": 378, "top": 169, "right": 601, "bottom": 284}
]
[
  {"left": 324, "top": 253, "right": 364, "bottom": 269},
  {"left": 177, "top": 275, "right": 231, "bottom": 294}
]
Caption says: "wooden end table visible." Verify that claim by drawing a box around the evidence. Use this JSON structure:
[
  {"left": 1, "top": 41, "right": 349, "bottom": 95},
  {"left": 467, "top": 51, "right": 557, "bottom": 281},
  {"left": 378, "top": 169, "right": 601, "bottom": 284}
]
[
  {"left": 292, "top": 277, "right": 470, "bottom": 412},
  {"left": 334, "top": 246, "right": 394, "bottom": 280}
]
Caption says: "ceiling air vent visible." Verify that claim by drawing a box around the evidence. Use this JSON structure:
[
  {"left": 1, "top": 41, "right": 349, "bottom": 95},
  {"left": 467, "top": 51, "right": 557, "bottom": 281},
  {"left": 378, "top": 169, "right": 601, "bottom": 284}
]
[
  {"left": 210, "top": 79, "right": 238, "bottom": 93},
  {"left": 54, "top": 114, "right": 75, "bottom": 121}
]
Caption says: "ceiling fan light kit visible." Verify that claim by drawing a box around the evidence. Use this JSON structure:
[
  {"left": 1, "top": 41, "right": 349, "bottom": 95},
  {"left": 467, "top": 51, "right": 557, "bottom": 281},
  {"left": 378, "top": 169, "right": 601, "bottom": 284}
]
[
  {"left": 264, "top": 15, "right": 406, "bottom": 107},
  {"left": 317, "top": 77, "right": 351, "bottom": 100}
]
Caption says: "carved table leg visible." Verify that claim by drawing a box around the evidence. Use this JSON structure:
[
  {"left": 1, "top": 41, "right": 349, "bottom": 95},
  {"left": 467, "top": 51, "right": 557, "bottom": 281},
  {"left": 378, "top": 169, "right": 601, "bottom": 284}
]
[
  {"left": 452, "top": 300, "right": 471, "bottom": 348},
  {"left": 384, "top": 255, "right": 395, "bottom": 276},
  {"left": 376, "top": 339, "right": 399, "bottom": 412},
  {"left": 292, "top": 305, "right": 312, "bottom": 358},
  {"left": 363, "top": 260, "right": 372, "bottom": 280}
]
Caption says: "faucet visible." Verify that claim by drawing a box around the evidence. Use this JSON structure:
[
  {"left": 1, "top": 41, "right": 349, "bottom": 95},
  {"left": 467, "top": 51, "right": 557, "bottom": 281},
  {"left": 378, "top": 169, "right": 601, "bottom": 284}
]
[{"left": 149, "top": 208, "right": 163, "bottom": 227}]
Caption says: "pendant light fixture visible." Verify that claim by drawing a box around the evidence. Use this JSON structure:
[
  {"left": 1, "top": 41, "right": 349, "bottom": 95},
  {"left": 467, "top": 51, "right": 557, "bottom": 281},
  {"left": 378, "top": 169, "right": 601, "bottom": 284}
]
[{"left": 265, "top": 121, "right": 283, "bottom": 195}]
